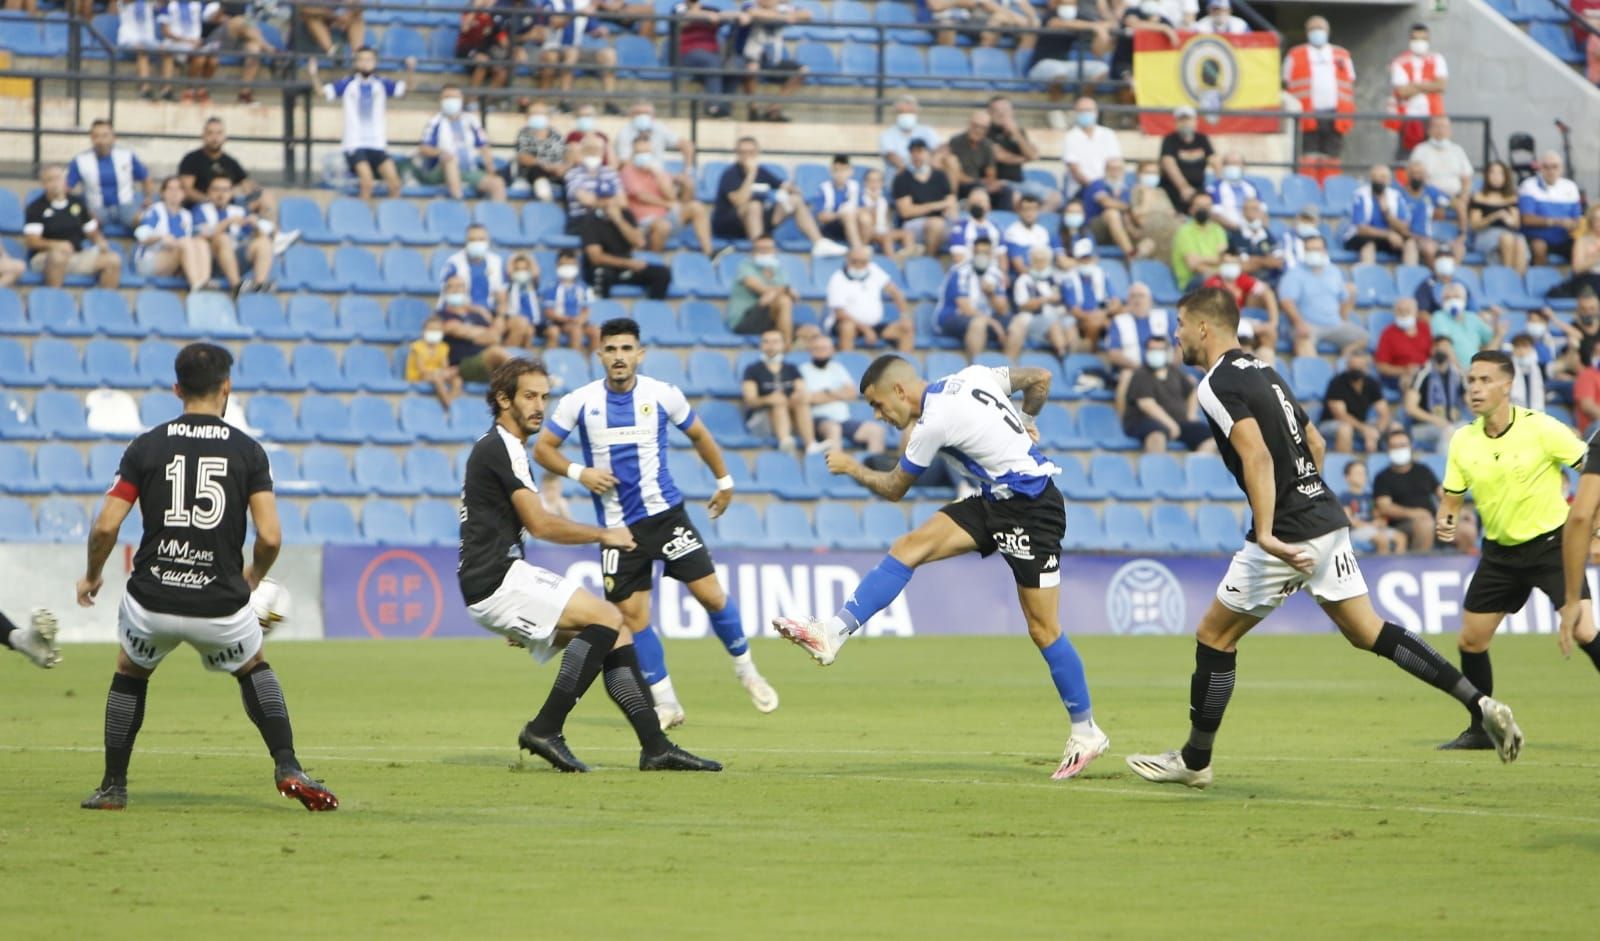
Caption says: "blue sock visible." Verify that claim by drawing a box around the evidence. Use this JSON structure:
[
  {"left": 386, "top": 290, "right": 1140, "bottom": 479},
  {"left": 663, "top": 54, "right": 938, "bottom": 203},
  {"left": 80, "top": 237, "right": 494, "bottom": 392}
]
[
  {"left": 708, "top": 600, "right": 749, "bottom": 656},
  {"left": 1040, "top": 634, "right": 1093, "bottom": 723},
  {"left": 839, "top": 556, "right": 914, "bottom": 633},
  {"left": 631, "top": 626, "right": 669, "bottom": 686}
]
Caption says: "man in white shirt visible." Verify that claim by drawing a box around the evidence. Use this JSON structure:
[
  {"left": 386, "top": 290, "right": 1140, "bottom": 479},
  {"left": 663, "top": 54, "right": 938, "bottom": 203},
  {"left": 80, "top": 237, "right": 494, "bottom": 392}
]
[
  {"left": 1195, "top": 0, "right": 1247, "bottom": 33},
  {"left": 879, "top": 94, "right": 945, "bottom": 173},
  {"left": 1388, "top": 23, "right": 1448, "bottom": 154},
  {"left": 825, "top": 245, "right": 913, "bottom": 352},
  {"left": 1062, "top": 96, "right": 1121, "bottom": 200},
  {"left": 312, "top": 49, "right": 416, "bottom": 204},
  {"left": 800, "top": 334, "right": 888, "bottom": 455},
  {"left": 1408, "top": 115, "right": 1473, "bottom": 228}
]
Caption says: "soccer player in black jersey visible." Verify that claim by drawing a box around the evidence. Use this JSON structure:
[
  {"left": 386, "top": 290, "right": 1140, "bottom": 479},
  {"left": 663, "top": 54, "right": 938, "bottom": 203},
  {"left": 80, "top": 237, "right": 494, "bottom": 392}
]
[
  {"left": 460, "top": 359, "right": 719, "bottom": 773},
  {"left": 76, "top": 343, "right": 337, "bottom": 811},
  {"left": 1126, "top": 288, "right": 1522, "bottom": 788}
]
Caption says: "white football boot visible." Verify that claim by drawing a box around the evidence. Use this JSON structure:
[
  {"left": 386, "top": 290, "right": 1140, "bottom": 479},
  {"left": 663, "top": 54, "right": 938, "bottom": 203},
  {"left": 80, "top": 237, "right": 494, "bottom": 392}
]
[
  {"left": 1477, "top": 696, "right": 1523, "bottom": 764},
  {"left": 1125, "top": 749, "right": 1213, "bottom": 789},
  {"left": 1052, "top": 722, "right": 1110, "bottom": 780},
  {"left": 771, "top": 616, "right": 843, "bottom": 666},
  {"left": 9, "top": 608, "right": 61, "bottom": 669},
  {"left": 739, "top": 669, "right": 780, "bottom": 713}
]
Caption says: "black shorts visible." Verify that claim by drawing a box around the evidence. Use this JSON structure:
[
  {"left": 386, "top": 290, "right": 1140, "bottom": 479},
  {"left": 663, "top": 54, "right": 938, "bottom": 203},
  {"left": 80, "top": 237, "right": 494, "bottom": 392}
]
[
  {"left": 603, "top": 503, "right": 716, "bottom": 602},
  {"left": 819, "top": 218, "right": 849, "bottom": 243},
  {"left": 345, "top": 148, "right": 391, "bottom": 174},
  {"left": 1463, "top": 528, "right": 1590, "bottom": 614},
  {"left": 712, "top": 203, "right": 774, "bottom": 240},
  {"left": 938, "top": 481, "right": 1065, "bottom": 589}
]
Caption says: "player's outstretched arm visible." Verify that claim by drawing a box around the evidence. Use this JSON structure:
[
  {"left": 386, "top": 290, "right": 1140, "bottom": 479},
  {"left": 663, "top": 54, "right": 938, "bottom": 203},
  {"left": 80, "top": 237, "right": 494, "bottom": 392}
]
[
  {"left": 683, "top": 418, "right": 735, "bottom": 518},
  {"left": 1230, "top": 417, "right": 1311, "bottom": 574},
  {"left": 246, "top": 491, "right": 282, "bottom": 590},
  {"left": 826, "top": 450, "right": 917, "bottom": 503},
  {"left": 511, "top": 488, "right": 634, "bottom": 549},
  {"left": 533, "top": 428, "right": 617, "bottom": 495},
  {"left": 1560, "top": 474, "right": 1600, "bottom": 657},
  {"left": 78, "top": 495, "right": 134, "bottom": 607},
  {"left": 1004, "top": 365, "right": 1053, "bottom": 418}
]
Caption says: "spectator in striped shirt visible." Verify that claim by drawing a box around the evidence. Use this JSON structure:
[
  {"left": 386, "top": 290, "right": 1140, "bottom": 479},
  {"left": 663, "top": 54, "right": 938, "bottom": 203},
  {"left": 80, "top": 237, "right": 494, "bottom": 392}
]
[
  {"left": 542, "top": 249, "right": 602, "bottom": 349},
  {"left": 1519, "top": 151, "right": 1583, "bottom": 267},
  {"left": 812, "top": 155, "right": 864, "bottom": 251},
  {"left": 504, "top": 251, "right": 543, "bottom": 349},
  {"left": 67, "top": 120, "right": 153, "bottom": 232},
  {"left": 416, "top": 86, "right": 508, "bottom": 202},
  {"left": 1206, "top": 152, "right": 1257, "bottom": 231},
  {"left": 190, "top": 176, "right": 275, "bottom": 294},
  {"left": 310, "top": 49, "right": 416, "bottom": 204},
  {"left": 538, "top": 0, "right": 621, "bottom": 110},
  {"left": 134, "top": 176, "right": 212, "bottom": 292},
  {"left": 117, "top": 0, "right": 171, "bottom": 100}
]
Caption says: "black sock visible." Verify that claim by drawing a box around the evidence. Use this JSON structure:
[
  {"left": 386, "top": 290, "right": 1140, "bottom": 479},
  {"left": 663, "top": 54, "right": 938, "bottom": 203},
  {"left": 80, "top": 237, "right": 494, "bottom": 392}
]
[
  {"left": 1181, "top": 642, "right": 1236, "bottom": 771},
  {"left": 602, "top": 645, "right": 670, "bottom": 755},
  {"left": 0, "top": 609, "right": 17, "bottom": 650},
  {"left": 237, "top": 662, "right": 298, "bottom": 769},
  {"left": 528, "top": 625, "right": 618, "bottom": 737},
  {"left": 1579, "top": 636, "right": 1600, "bottom": 675},
  {"left": 1459, "top": 649, "right": 1493, "bottom": 725},
  {"left": 102, "top": 673, "right": 148, "bottom": 789},
  {"left": 1372, "top": 623, "right": 1483, "bottom": 721}
]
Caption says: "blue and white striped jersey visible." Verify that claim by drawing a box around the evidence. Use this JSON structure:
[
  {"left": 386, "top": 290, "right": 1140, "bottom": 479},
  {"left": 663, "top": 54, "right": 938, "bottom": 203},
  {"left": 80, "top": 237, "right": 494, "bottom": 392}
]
[
  {"left": 546, "top": 375, "right": 700, "bottom": 526},
  {"left": 419, "top": 112, "right": 488, "bottom": 172},
  {"left": 899, "top": 366, "right": 1059, "bottom": 501},
  {"left": 189, "top": 201, "right": 252, "bottom": 238},
  {"left": 133, "top": 203, "right": 195, "bottom": 261},
  {"left": 441, "top": 250, "right": 507, "bottom": 307},
  {"left": 67, "top": 147, "right": 149, "bottom": 215},
  {"left": 323, "top": 74, "right": 405, "bottom": 152}
]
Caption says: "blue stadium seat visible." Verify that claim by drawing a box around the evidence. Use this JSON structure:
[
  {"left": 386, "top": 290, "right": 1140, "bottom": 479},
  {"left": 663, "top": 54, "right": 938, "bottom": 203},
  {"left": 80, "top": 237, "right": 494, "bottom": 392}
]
[
  {"left": 413, "top": 499, "right": 459, "bottom": 546},
  {"left": 0, "top": 288, "right": 25, "bottom": 334},
  {"left": 406, "top": 448, "right": 460, "bottom": 497},
  {"left": 328, "top": 198, "right": 386, "bottom": 245},
  {"left": 756, "top": 451, "right": 816, "bottom": 499},
  {"left": 639, "top": 352, "right": 690, "bottom": 393},
  {"left": 615, "top": 32, "right": 662, "bottom": 78},
  {"left": 1141, "top": 452, "right": 1197, "bottom": 500},
  {"left": 306, "top": 500, "right": 362, "bottom": 543},
  {"left": 630, "top": 300, "right": 690, "bottom": 345},
  {"left": 377, "top": 24, "right": 427, "bottom": 60},
  {"left": 389, "top": 296, "right": 433, "bottom": 337},
  {"left": 794, "top": 41, "right": 838, "bottom": 82},
  {"left": 355, "top": 447, "right": 414, "bottom": 497},
  {"left": 1196, "top": 504, "right": 1242, "bottom": 551},
  {"left": 234, "top": 294, "right": 292, "bottom": 340},
  {"left": 33, "top": 338, "right": 91, "bottom": 387},
  {"left": 1529, "top": 22, "right": 1582, "bottom": 64},
  {"left": 0, "top": 188, "right": 21, "bottom": 234},
  {"left": 1054, "top": 453, "right": 1107, "bottom": 501},
  {"left": 138, "top": 391, "right": 182, "bottom": 428},
  {"left": 1482, "top": 265, "right": 1539, "bottom": 310},
  {"left": 715, "top": 503, "right": 763, "bottom": 549},
  {"left": 88, "top": 442, "right": 122, "bottom": 488},
  {"left": 765, "top": 503, "right": 814, "bottom": 550},
  {"left": 1290, "top": 356, "right": 1334, "bottom": 402},
  {"left": 928, "top": 46, "right": 981, "bottom": 90},
  {"left": 133, "top": 289, "right": 199, "bottom": 338},
  {"left": 816, "top": 503, "right": 872, "bottom": 550},
  {"left": 236, "top": 343, "right": 297, "bottom": 392},
  {"left": 275, "top": 501, "right": 308, "bottom": 545},
  {"left": 286, "top": 294, "right": 347, "bottom": 342},
  {"left": 885, "top": 45, "right": 933, "bottom": 88},
  {"left": 302, "top": 446, "right": 362, "bottom": 496},
  {"left": 244, "top": 394, "right": 307, "bottom": 443},
  {"left": 903, "top": 257, "right": 945, "bottom": 301},
  {"left": 1091, "top": 453, "right": 1146, "bottom": 500},
  {"left": 1034, "top": 406, "right": 1075, "bottom": 449},
  {"left": 279, "top": 196, "right": 335, "bottom": 244},
  {"left": 522, "top": 201, "right": 577, "bottom": 248},
  {"left": 1103, "top": 504, "right": 1151, "bottom": 551},
  {"left": 693, "top": 401, "right": 752, "bottom": 447},
  {"left": 0, "top": 338, "right": 35, "bottom": 386},
  {"left": 377, "top": 200, "right": 436, "bottom": 246},
  {"left": 400, "top": 397, "right": 455, "bottom": 443},
  {"left": 279, "top": 245, "right": 345, "bottom": 293},
  {"left": 0, "top": 443, "right": 43, "bottom": 494},
  {"left": 1350, "top": 264, "right": 1397, "bottom": 308},
  {"left": 1187, "top": 452, "right": 1238, "bottom": 500},
  {"left": 1525, "top": 267, "right": 1571, "bottom": 309},
  {"left": 37, "top": 497, "right": 87, "bottom": 543},
  {"left": 860, "top": 503, "right": 907, "bottom": 543},
  {"left": 37, "top": 442, "right": 95, "bottom": 494},
  {"left": 475, "top": 201, "right": 535, "bottom": 249},
  {"left": 447, "top": 398, "right": 488, "bottom": 442},
  {"left": 1277, "top": 175, "right": 1320, "bottom": 217},
  {"left": 136, "top": 340, "right": 178, "bottom": 388},
  {"left": 1152, "top": 505, "right": 1204, "bottom": 553},
  {"left": 34, "top": 391, "right": 94, "bottom": 440},
  {"left": 335, "top": 246, "right": 387, "bottom": 294},
  {"left": 1321, "top": 176, "right": 1359, "bottom": 215},
  {"left": 293, "top": 344, "right": 357, "bottom": 393},
  {"left": 669, "top": 253, "right": 720, "bottom": 299},
  {"left": 81, "top": 289, "right": 141, "bottom": 337},
  {"left": 689, "top": 351, "right": 740, "bottom": 397},
  {"left": 29, "top": 287, "right": 90, "bottom": 336},
  {"left": 336, "top": 296, "right": 395, "bottom": 343},
  {"left": 85, "top": 339, "right": 142, "bottom": 389},
  {"left": 971, "top": 47, "right": 1019, "bottom": 86},
  {"left": 382, "top": 246, "right": 439, "bottom": 294},
  {"left": 0, "top": 496, "right": 34, "bottom": 540},
  {"left": 350, "top": 397, "right": 410, "bottom": 445},
  {"left": 680, "top": 301, "right": 742, "bottom": 346},
  {"left": 1131, "top": 260, "right": 1182, "bottom": 304},
  {"left": 673, "top": 460, "right": 717, "bottom": 500},
  {"left": 300, "top": 395, "right": 361, "bottom": 444},
  {"left": 344, "top": 345, "right": 407, "bottom": 393},
  {"left": 1077, "top": 403, "right": 1138, "bottom": 450},
  {"left": 1063, "top": 504, "right": 1105, "bottom": 552},
  {"left": 543, "top": 348, "right": 590, "bottom": 394}
]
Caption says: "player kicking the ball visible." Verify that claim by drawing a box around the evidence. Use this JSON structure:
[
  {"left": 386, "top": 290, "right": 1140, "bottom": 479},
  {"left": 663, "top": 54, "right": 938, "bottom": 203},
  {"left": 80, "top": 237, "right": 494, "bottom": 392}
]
[
  {"left": 1125, "top": 288, "right": 1521, "bottom": 789},
  {"left": 76, "top": 343, "right": 337, "bottom": 811},
  {"left": 1, "top": 608, "right": 59, "bottom": 668},
  {"left": 534, "top": 318, "right": 777, "bottom": 730},
  {"left": 461, "top": 358, "right": 719, "bottom": 773},
  {"left": 771, "top": 356, "right": 1111, "bottom": 780}
]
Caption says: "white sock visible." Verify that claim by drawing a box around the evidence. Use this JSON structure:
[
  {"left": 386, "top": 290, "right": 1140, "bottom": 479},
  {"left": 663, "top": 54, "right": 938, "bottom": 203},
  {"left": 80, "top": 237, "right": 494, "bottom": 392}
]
[
  {"left": 826, "top": 616, "right": 853, "bottom": 648},
  {"left": 650, "top": 677, "right": 679, "bottom": 707},
  {"left": 1070, "top": 717, "right": 1097, "bottom": 738},
  {"left": 730, "top": 650, "right": 757, "bottom": 678}
]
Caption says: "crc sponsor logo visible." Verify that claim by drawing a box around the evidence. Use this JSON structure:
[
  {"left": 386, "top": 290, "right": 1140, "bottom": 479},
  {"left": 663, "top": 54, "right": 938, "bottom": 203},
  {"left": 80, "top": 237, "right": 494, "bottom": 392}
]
[
  {"left": 993, "top": 526, "right": 1034, "bottom": 560},
  {"left": 661, "top": 526, "right": 704, "bottom": 562},
  {"left": 356, "top": 549, "right": 444, "bottom": 638},
  {"left": 1105, "top": 559, "right": 1186, "bottom": 636}
]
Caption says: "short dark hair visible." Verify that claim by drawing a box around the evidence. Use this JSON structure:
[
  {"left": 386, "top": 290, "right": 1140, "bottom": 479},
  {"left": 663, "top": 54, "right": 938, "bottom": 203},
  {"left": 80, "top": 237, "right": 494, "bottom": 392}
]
[
  {"left": 1017, "top": 193, "right": 1040, "bottom": 207},
  {"left": 487, "top": 358, "right": 549, "bottom": 417},
  {"left": 600, "top": 318, "right": 641, "bottom": 342},
  {"left": 90, "top": 118, "right": 112, "bottom": 132},
  {"left": 355, "top": 45, "right": 376, "bottom": 56},
  {"left": 908, "top": 138, "right": 929, "bottom": 151},
  {"left": 1433, "top": 335, "right": 1454, "bottom": 347},
  {"left": 174, "top": 343, "right": 235, "bottom": 399},
  {"left": 1410, "top": 22, "right": 1429, "bottom": 33},
  {"left": 859, "top": 354, "right": 908, "bottom": 395},
  {"left": 1471, "top": 349, "right": 1515, "bottom": 377},
  {"left": 736, "top": 135, "right": 759, "bottom": 148},
  {"left": 1509, "top": 332, "right": 1534, "bottom": 347},
  {"left": 1178, "top": 286, "right": 1241, "bottom": 332},
  {"left": 1387, "top": 427, "right": 1411, "bottom": 445},
  {"left": 971, "top": 235, "right": 992, "bottom": 249},
  {"left": 831, "top": 154, "right": 851, "bottom": 167},
  {"left": 556, "top": 247, "right": 577, "bottom": 262}
]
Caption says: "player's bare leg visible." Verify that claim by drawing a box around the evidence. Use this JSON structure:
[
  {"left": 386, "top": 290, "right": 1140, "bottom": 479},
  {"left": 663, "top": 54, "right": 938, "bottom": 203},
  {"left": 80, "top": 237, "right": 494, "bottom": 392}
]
[
  {"left": 687, "top": 572, "right": 778, "bottom": 714},
  {"left": 1017, "top": 584, "right": 1108, "bottom": 780},
  {"left": 1, "top": 607, "right": 60, "bottom": 668},
  {"left": 774, "top": 512, "right": 977, "bottom": 665}
]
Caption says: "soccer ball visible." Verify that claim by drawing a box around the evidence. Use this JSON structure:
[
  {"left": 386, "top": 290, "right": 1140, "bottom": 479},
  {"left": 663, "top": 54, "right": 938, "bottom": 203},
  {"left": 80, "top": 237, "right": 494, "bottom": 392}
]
[{"left": 250, "top": 578, "right": 292, "bottom": 632}]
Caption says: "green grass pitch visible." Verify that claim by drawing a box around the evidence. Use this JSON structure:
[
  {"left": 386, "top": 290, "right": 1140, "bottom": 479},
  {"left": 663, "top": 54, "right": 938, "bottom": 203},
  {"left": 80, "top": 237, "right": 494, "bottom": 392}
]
[{"left": 2, "top": 634, "right": 1595, "bottom": 940}]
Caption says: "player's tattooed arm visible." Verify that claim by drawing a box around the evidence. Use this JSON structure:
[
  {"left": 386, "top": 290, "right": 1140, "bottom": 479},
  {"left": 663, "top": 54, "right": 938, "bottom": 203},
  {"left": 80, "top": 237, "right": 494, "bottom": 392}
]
[
  {"left": 827, "top": 451, "right": 916, "bottom": 502},
  {"left": 78, "top": 494, "right": 135, "bottom": 606},
  {"left": 1004, "top": 365, "right": 1052, "bottom": 417}
]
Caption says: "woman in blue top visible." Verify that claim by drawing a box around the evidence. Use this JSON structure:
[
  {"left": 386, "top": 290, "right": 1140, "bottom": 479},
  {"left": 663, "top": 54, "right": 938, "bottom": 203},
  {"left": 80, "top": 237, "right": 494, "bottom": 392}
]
[{"left": 134, "top": 176, "right": 211, "bottom": 292}]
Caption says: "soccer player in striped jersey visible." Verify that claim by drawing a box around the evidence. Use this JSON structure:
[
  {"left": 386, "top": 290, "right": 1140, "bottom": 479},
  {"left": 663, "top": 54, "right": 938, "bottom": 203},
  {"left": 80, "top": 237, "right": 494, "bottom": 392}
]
[
  {"left": 771, "top": 356, "right": 1112, "bottom": 780},
  {"left": 535, "top": 318, "right": 778, "bottom": 729}
]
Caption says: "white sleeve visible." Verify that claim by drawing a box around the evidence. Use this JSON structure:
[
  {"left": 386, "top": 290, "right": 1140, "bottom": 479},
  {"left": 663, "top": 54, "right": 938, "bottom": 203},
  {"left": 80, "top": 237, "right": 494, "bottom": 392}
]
[
  {"left": 659, "top": 382, "right": 695, "bottom": 431},
  {"left": 546, "top": 391, "right": 583, "bottom": 441},
  {"left": 898, "top": 412, "right": 945, "bottom": 476},
  {"left": 988, "top": 366, "right": 1014, "bottom": 395},
  {"left": 825, "top": 271, "right": 849, "bottom": 313}
]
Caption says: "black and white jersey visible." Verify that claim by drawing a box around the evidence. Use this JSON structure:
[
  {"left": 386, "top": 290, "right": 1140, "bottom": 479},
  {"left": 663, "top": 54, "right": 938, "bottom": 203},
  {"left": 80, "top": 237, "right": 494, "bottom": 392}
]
[
  {"left": 108, "top": 414, "right": 273, "bottom": 618},
  {"left": 458, "top": 424, "right": 539, "bottom": 606},
  {"left": 1196, "top": 348, "right": 1349, "bottom": 543}
]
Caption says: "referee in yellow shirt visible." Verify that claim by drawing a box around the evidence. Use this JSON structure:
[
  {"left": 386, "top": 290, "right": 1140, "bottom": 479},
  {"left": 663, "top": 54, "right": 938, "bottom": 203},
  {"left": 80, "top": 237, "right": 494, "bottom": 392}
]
[{"left": 1436, "top": 350, "right": 1589, "bottom": 750}]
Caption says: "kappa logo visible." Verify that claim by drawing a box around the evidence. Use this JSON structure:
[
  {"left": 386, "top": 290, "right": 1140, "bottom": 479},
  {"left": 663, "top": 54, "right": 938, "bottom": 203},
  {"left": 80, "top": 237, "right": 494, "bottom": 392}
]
[
  {"left": 992, "top": 526, "right": 1034, "bottom": 560},
  {"left": 1043, "top": 554, "right": 1058, "bottom": 572},
  {"left": 661, "top": 525, "right": 704, "bottom": 561}
]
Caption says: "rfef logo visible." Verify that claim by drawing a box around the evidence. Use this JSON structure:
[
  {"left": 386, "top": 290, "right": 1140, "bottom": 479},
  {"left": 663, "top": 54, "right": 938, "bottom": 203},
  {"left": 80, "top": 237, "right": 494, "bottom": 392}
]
[{"left": 356, "top": 549, "right": 444, "bottom": 638}]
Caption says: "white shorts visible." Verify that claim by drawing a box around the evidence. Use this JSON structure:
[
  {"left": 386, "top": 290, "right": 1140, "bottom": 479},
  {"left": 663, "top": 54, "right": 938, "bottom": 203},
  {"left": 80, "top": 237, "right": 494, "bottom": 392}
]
[
  {"left": 466, "top": 560, "right": 580, "bottom": 664},
  {"left": 118, "top": 593, "right": 263, "bottom": 673},
  {"left": 1010, "top": 307, "right": 1068, "bottom": 343},
  {"left": 134, "top": 248, "right": 170, "bottom": 276},
  {"left": 1216, "top": 527, "right": 1368, "bottom": 617}
]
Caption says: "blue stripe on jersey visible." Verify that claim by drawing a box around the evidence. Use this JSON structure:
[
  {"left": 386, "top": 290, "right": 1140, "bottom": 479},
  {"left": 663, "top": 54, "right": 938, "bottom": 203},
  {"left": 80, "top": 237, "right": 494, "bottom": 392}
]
[
  {"left": 945, "top": 445, "right": 1050, "bottom": 499},
  {"left": 607, "top": 389, "right": 648, "bottom": 524},
  {"left": 654, "top": 404, "right": 682, "bottom": 507},
  {"left": 545, "top": 418, "right": 571, "bottom": 441},
  {"left": 676, "top": 408, "right": 698, "bottom": 432},
  {"left": 577, "top": 415, "right": 604, "bottom": 525}
]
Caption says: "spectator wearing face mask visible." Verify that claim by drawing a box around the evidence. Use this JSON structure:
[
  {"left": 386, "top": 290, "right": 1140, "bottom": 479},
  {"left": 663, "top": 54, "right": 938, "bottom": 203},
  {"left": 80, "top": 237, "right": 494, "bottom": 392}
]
[
  {"left": 620, "top": 131, "right": 714, "bottom": 255},
  {"left": 504, "top": 251, "right": 543, "bottom": 348},
  {"left": 1428, "top": 282, "right": 1503, "bottom": 366},
  {"left": 1404, "top": 336, "right": 1465, "bottom": 449},
  {"left": 1319, "top": 347, "right": 1390, "bottom": 454},
  {"left": 1409, "top": 116, "right": 1473, "bottom": 237},
  {"left": 1507, "top": 333, "right": 1546, "bottom": 413},
  {"left": 1008, "top": 243, "right": 1077, "bottom": 359},
  {"left": 1521, "top": 307, "right": 1566, "bottom": 376},
  {"left": 1229, "top": 198, "right": 1283, "bottom": 284},
  {"left": 1061, "top": 96, "right": 1121, "bottom": 201},
  {"left": 825, "top": 245, "right": 912, "bottom": 352},
  {"left": 1386, "top": 24, "right": 1447, "bottom": 156},
  {"left": 1081, "top": 156, "right": 1137, "bottom": 258},
  {"left": 1281, "top": 204, "right": 1321, "bottom": 271},
  {"left": 1206, "top": 152, "right": 1257, "bottom": 230},
  {"left": 1399, "top": 158, "right": 1455, "bottom": 265},
  {"left": 1375, "top": 296, "right": 1433, "bottom": 389},
  {"left": 563, "top": 135, "right": 624, "bottom": 232},
  {"left": 407, "top": 316, "right": 462, "bottom": 407},
  {"left": 1129, "top": 160, "right": 1179, "bottom": 261},
  {"left": 441, "top": 224, "right": 509, "bottom": 318},
  {"left": 1283, "top": 15, "right": 1356, "bottom": 181},
  {"left": 729, "top": 234, "right": 804, "bottom": 344},
  {"left": 1157, "top": 105, "right": 1215, "bottom": 212},
  {"left": 1373, "top": 428, "right": 1463, "bottom": 551},
  {"left": 800, "top": 334, "right": 889, "bottom": 456},
  {"left": 1202, "top": 251, "right": 1279, "bottom": 358},
  {"left": 742, "top": 328, "right": 819, "bottom": 454},
  {"left": 1414, "top": 249, "right": 1472, "bottom": 315},
  {"left": 856, "top": 168, "right": 913, "bottom": 259},
  {"left": 562, "top": 105, "right": 612, "bottom": 161},
  {"left": 812, "top": 155, "right": 866, "bottom": 252},
  {"left": 437, "top": 274, "right": 512, "bottom": 385},
  {"left": 1341, "top": 163, "right": 1416, "bottom": 265},
  {"left": 1340, "top": 460, "right": 1407, "bottom": 555},
  {"left": 879, "top": 94, "right": 945, "bottom": 173},
  {"left": 1277, "top": 234, "right": 1365, "bottom": 358},
  {"left": 1069, "top": 238, "right": 1120, "bottom": 338},
  {"left": 936, "top": 234, "right": 1010, "bottom": 362},
  {"left": 514, "top": 101, "right": 568, "bottom": 202},
  {"left": 1003, "top": 193, "right": 1068, "bottom": 277},
  {"left": 1121, "top": 335, "right": 1212, "bottom": 453},
  {"left": 1171, "top": 192, "right": 1228, "bottom": 289},
  {"left": 542, "top": 248, "right": 601, "bottom": 349},
  {"left": 1519, "top": 151, "right": 1583, "bottom": 268},
  {"left": 417, "top": 86, "right": 507, "bottom": 202},
  {"left": 1104, "top": 281, "right": 1175, "bottom": 373},
  {"left": 311, "top": 48, "right": 414, "bottom": 205},
  {"left": 947, "top": 189, "right": 1003, "bottom": 263}
]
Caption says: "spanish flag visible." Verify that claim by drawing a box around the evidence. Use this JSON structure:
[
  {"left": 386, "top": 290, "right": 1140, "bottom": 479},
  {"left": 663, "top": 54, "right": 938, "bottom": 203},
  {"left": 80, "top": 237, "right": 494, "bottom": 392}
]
[{"left": 1133, "top": 31, "right": 1282, "bottom": 135}]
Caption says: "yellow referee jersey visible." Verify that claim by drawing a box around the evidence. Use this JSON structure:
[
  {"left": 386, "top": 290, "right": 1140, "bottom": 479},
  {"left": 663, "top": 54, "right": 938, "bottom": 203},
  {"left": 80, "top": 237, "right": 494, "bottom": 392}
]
[{"left": 1442, "top": 407, "right": 1586, "bottom": 546}]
